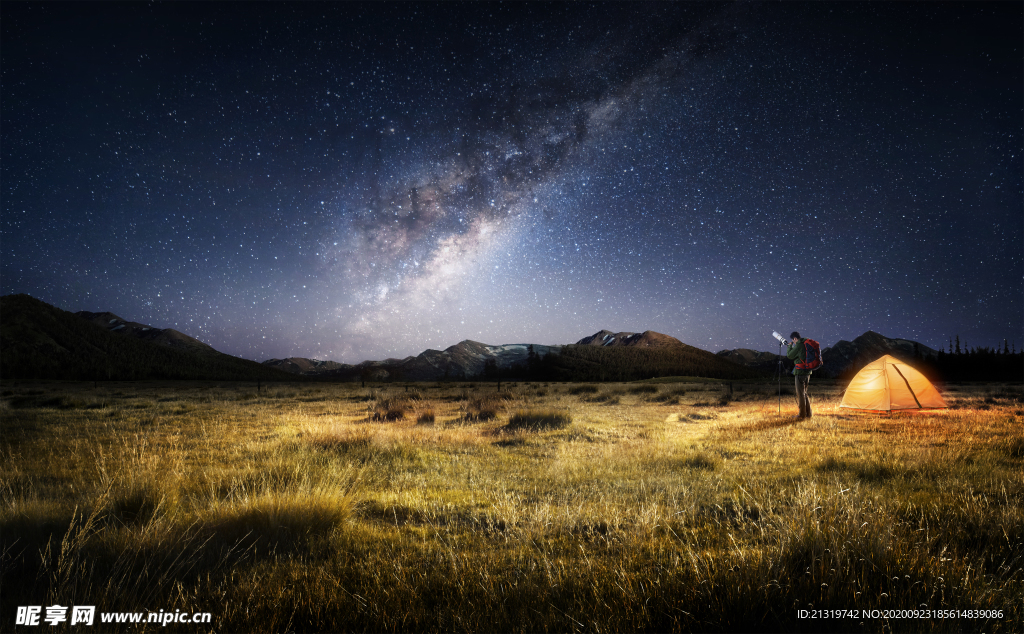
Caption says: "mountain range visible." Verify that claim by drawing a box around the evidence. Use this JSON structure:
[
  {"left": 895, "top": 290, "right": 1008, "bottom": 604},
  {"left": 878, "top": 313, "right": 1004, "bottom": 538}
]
[
  {"left": 296, "top": 331, "right": 696, "bottom": 381},
  {"left": 262, "top": 357, "right": 345, "bottom": 374},
  {"left": 268, "top": 330, "right": 689, "bottom": 380},
  {"left": 0, "top": 293, "right": 951, "bottom": 383},
  {"left": 315, "top": 340, "right": 565, "bottom": 382}
]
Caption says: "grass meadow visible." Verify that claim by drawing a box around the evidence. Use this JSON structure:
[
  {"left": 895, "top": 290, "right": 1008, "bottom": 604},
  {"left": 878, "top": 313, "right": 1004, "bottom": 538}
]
[{"left": 1, "top": 378, "right": 1022, "bottom": 632}]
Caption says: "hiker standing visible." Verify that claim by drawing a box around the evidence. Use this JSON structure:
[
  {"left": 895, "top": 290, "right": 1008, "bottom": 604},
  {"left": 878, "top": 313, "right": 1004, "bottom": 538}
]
[{"left": 786, "top": 331, "right": 815, "bottom": 419}]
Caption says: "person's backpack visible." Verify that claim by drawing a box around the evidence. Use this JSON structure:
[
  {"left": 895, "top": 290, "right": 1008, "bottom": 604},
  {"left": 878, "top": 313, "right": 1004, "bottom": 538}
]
[{"left": 796, "top": 338, "right": 823, "bottom": 371}]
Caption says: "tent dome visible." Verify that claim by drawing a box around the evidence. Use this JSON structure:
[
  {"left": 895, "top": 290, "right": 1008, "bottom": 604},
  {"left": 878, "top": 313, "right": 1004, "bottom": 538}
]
[{"left": 840, "top": 354, "right": 946, "bottom": 412}]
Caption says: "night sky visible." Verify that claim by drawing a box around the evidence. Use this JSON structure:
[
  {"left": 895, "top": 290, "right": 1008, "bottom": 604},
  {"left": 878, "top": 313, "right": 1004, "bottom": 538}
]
[{"left": 2, "top": 2, "right": 1021, "bottom": 364}]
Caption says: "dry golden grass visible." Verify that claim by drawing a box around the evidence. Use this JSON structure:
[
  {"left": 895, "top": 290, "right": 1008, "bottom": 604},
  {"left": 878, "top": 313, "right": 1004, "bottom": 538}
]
[{"left": 1, "top": 379, "right": 1022, "bottom": 632}]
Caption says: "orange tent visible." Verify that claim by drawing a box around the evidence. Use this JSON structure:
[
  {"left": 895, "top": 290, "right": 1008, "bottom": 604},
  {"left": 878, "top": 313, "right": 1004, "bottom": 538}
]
[{"left": 839, "top": 354, "right": 946, "bottom": 412}]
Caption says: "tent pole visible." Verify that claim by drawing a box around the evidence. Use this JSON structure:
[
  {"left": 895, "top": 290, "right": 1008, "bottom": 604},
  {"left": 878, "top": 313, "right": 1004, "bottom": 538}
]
[{"left": 891, "top": 365, "right": 924, "bottom": 409}]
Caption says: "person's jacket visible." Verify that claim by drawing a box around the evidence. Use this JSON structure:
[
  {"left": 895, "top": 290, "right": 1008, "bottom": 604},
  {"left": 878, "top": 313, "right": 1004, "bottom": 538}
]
[{"left": 787, "top": 338, "right": 812, "bottom": 376}]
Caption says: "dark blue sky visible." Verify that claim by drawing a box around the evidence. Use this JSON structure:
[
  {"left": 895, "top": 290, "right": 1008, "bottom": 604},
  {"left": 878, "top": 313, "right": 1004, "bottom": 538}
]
[{"left": 2, "top": 2, "right": 1020, "bottom": 362}]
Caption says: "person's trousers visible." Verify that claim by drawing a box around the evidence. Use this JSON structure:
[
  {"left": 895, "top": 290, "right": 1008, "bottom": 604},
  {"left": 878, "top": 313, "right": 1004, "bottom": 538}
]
[{"left": 794, "top": 374, "right": 811, "bottom": 418}]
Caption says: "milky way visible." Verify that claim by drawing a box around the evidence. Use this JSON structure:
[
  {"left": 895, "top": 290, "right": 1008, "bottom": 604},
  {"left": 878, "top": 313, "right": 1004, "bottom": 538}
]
[{"left": 2, "top": 2, "right": 1021, "bottom": 363}]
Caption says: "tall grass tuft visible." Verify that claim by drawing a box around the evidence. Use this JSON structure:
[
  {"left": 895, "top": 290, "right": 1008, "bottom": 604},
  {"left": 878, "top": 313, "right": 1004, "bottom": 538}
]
[
  {"left": 308, "top": 429, "right": 372, "bottom": 453},
  {"left": 504, "top": 409, "right": 572, "bottom": 431},
  {"left": 681, "top": 451, "right": 719, "bottom": 471},
  {"left": 1002, "top": 437, "right": 1024, "bottom": 459},
  {"left": 460, "top": 395, "right": 504, "bottom": 422},
  {"left": 369, "top": 396, "right": 407, "bottom": 421},
  {"left": 205, "top": 475, "right": 360, "bottom": 552}
]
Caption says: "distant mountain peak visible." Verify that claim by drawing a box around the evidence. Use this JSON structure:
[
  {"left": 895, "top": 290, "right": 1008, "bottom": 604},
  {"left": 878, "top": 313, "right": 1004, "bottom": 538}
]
[{"left": 575, "top": 330, "right": 684, "bottom": 348}]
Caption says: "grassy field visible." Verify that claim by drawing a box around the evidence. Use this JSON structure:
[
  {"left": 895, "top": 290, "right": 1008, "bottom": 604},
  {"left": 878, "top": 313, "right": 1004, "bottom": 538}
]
[{"left": 2, "top": 378, "right": 1022, "bottom": 632}]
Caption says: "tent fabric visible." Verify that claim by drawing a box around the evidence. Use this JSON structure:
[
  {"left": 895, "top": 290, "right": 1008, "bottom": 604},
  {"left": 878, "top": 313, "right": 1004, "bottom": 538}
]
[{"left": 840, "top": 354, "right": 946, "bottom": 412}]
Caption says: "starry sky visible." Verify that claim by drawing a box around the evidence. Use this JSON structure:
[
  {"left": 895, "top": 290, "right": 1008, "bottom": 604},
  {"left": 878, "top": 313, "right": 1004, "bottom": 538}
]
[{"left": 2, "top": 2, "right": 1021, "bottom": 363}]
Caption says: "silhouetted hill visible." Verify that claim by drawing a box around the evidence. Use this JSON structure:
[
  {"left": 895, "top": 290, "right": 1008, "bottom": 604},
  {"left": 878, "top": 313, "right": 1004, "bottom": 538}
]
[
  {"left": 821, "top": 331, "right": 939, "bottom": 378},
  {"left": 263, "top": 357, "right": 345, "bottom": 375},
  {"left": 323, "top": 341, "right": 563, "bottom": 381},
  {"left": 0, "top": 294, "right": 297, "bottom": 382},
  {"left": 542, "top": 343, "right": 765, "bottom": 382},
  {"left": 715, "top": 348, "right": 786, "bottom": 373},
  {"left": 76, "top": 311, "right": 218, "bottom": 355}
]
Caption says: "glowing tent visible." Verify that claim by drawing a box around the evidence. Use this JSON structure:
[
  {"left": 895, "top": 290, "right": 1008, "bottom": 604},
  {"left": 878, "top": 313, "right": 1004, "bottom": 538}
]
[{"left": 839, "top": 354, "right": 946, "bottom": 412}]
